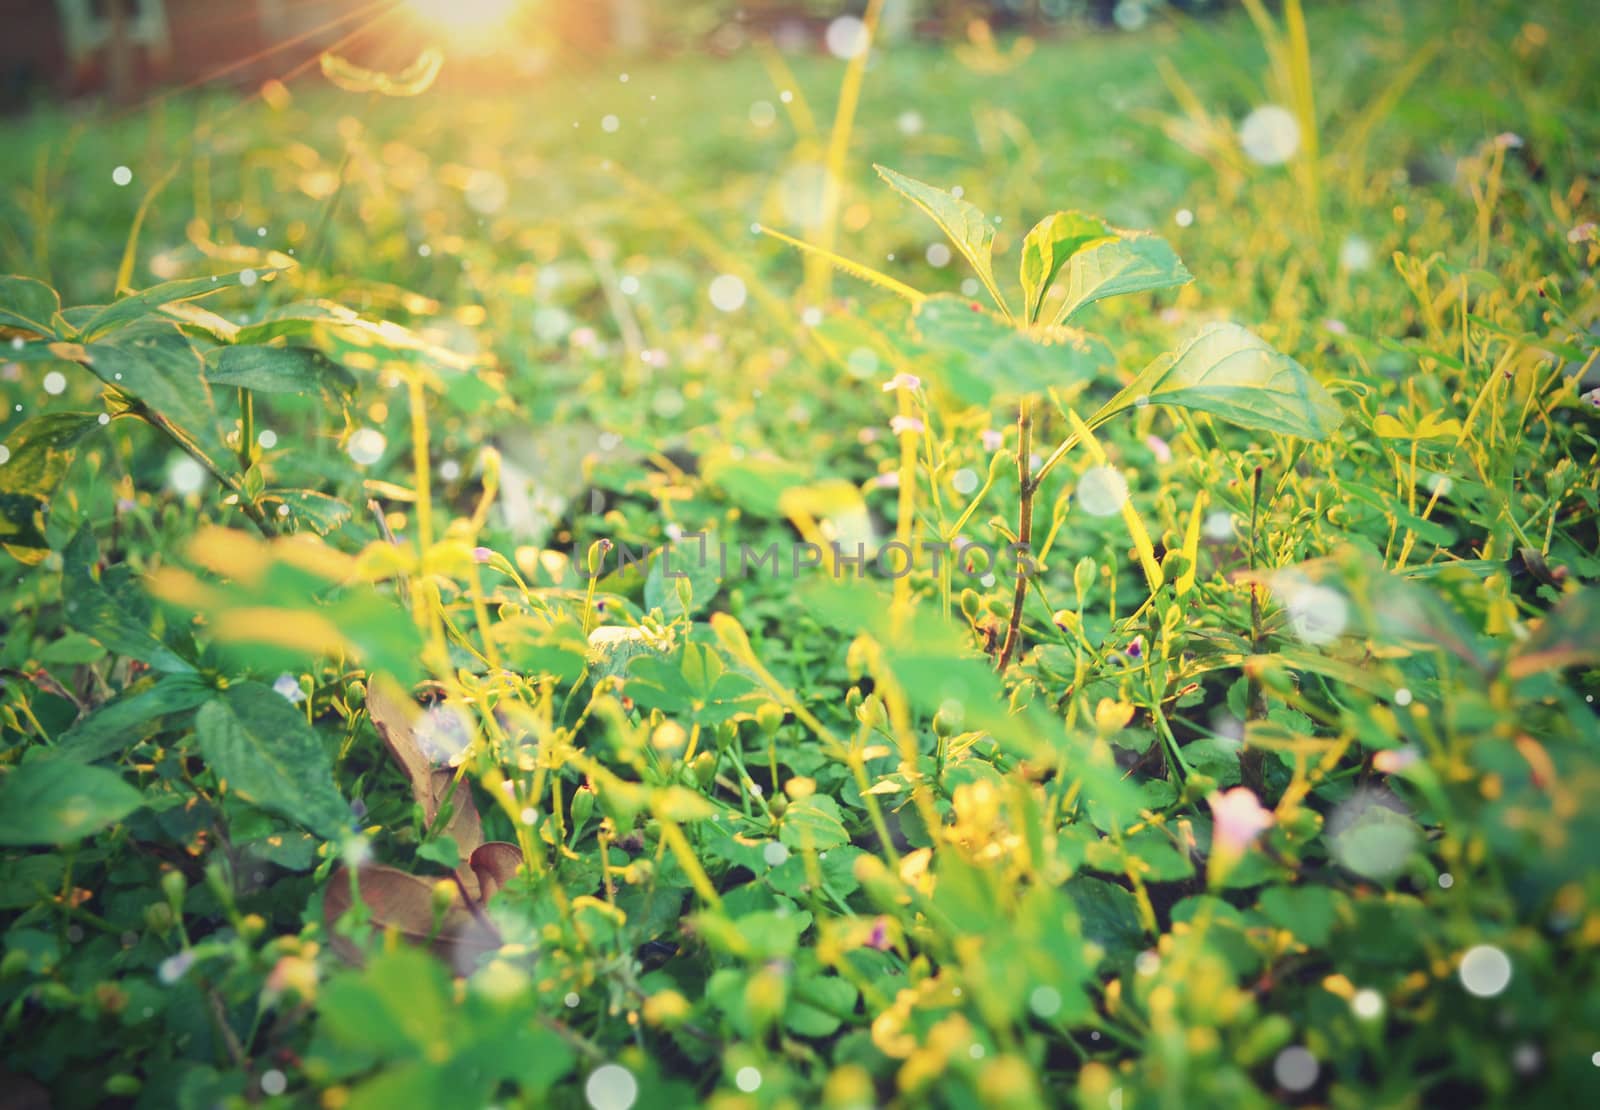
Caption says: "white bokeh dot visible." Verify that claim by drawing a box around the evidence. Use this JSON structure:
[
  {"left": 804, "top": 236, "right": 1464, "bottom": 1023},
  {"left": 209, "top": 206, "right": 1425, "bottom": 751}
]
[
  {"left": 1273, "top": 1046, "right": 1318, "bottom": 1091},
  {"left": 43, "top": 371, "right": 67, "bottom": 395},
  {"left": 735, "top": 1066, "right": 761, "bottom": 1093},
  {"left": 952, "top": 468, "right": 979, "bottom": 495},
  {"left": 1351, "top": 988, "right": 1384, "bottom": 1019},
  {"left": 825, "top": 16, "right": 869, "bottom": 59},
  {"left": 926, "top": 242, "right": 952, "bottom": 267},
  {"left": 1077, "top": 466, "right": 1129, "bottom": 517},
  {"left": 601, "top": 114, "right": 621, "bottom": 133},
  {"left": 260, "top": 1069, "right": 287, "bottom": 1096},
  {"left": 1239, "top": 105, "right": 1301, "bottom": 165},
  {"left": 169, "top": 457, "right": 206, "bottom": 495},
  {"left": 762, "top": 841, "right": 790, "bottom": 867},
  {"left": 1459, "top": 945, "right": 1512, "bottom": 998},
  {"left": 257, "top": 429, "right": 278, "bottom": 449},
  {"left": 709, "top": 274, "right": 747, "bottom": 312},
  {"left": 585, "top": 1064, "right": 638, "bottom": 1110},
  {"left": 347, "top": 427, "right": 386, "bottom": 466},
  {"left": 112, "top": 165, "right": 133, "bottom": 187},
  {"left": 1286, "top": 583, "right": 1349, "bottom": 644},
  {"left": 1028, "top": 985, "right": 1062, "bottom": 1018}
]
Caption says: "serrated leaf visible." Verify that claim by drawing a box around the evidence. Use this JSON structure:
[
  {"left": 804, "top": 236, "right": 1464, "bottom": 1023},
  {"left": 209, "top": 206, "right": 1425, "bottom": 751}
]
[
  {"left": 0, "top": 761, "right": 142, "bottom": 846},
  {"left": 70, "top": 326, "right": 229, "bottom": 464},
  {"left": 875, "top": 165, "right": 1010, "bottom": 316},
  {"left": 63, "top": 526, "right": 198, "bottom": 674},
  {"left": 644, "top": 536, "right": 723, "bottom": 619},
  {"left": 53, "top": 674, "right": 213, "bottom": 763},
  {"left": 81, "top": 270, "right": 270, "bottom": 341},
  {"left": 195, "top": 683, "right": 348, "bottom": 838},
  {"left": 206, "top": 345, "right": 356, "bottom": 396},
  {"left": 0, "top": 275, "right": 63, "bottom": 337},
  {"left": 1108, "top": 323, "right": 1341, "bottom": 440},
  {"left": 0, "top": 412, "right": 99, "bottom": 562},
  {"left": 779, "top": 795, "right": 850, "bottom": 851},
  {"left": 1019, "top": 212, "right": 1114, "bottom": 324},
  {"left": 260, "top": 489, "right": 355, "bottom": 535},
  {"left": 1049, "top": 232, "right": 1192, "bottom": 324},
  {"left": 911, "top": 293, "right": 1112, "bottom": 406}
]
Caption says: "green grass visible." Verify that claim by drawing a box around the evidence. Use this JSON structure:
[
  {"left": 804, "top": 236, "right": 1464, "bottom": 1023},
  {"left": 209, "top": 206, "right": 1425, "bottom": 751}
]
[{"left": 2, "top": 1, "right": 1599, "bottom": 1107}]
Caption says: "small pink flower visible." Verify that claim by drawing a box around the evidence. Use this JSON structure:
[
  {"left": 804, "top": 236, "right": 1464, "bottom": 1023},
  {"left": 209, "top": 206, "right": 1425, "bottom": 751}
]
[
  {"left": 865, "top": 917, "right": 891, "bottom": 950},
  {"left": 1583, "top": 387, "right": 1600, "bottom": 409},
  {"left": 881, "top": 373, "right": 921, "bottom": 393},
  {"left": 1145, "top": 435, "right": 1172, "bottom": 464},
  {"left": 1494, "top": 131, "right": 1524, "bottom": 150},
  {"left": 1323, "top": 318, "right": 1349, "bottom": 335},
  {"left": 889, "top": 415, "right": 924, "bottom": 436},
  {"left": 473, "top": 546, "right": 493, "bottom": 564},
  {"left": 1208, "top": 787, "right": 1275, "bottom": 854},
  {"left": 870, "top": 471, "right": 901, "bottom": 490},
  {"left": 857, "top": 427, "right": 880, "bottom": 444},
  {"left": 981, "top": 428, "right": 1004, "bottom": 452},
  {"left": 1568, "top": 222, "right": 1597, "bottom": 244},
  {"left": 1372, "top": 747, "right": 1420, "bottom": 774},
  {"left": 1126, "top": 636, "right": 1144, "bottom": 659}
]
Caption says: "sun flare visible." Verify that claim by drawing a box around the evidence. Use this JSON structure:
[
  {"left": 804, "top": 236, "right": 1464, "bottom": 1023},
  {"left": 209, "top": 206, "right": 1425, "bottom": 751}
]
[{"left": 404, "top": 0, "right": 521, "bottom": 37}]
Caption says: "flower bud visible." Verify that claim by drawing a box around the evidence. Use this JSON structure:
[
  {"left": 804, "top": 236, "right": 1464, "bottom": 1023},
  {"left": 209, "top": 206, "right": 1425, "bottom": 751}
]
[
  {"left": 755, "top": 702, "right": 785, "bottom": 736},
  {"left": 570, "top": 785, "right": 596, "bottom": 829}
]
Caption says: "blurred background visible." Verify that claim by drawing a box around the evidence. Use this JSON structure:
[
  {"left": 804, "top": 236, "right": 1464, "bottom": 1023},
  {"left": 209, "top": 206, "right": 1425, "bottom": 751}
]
[{"left": 0, "top": 0, "right": 1241, "bottom": 108}]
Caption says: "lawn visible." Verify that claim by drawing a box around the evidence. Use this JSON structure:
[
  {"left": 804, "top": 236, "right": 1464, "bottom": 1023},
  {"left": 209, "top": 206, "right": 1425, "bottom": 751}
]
[{"left": 2, "top": 1, "right": 1599, "bottom": 1107}]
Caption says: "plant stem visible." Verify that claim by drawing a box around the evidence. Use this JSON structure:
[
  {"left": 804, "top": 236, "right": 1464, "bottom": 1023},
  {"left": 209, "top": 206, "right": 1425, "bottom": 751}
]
[
  {"left": 237, "top": 387, "right": 254, "bottom": 473},
  {"left": 996, "top": 398, "right": 1035, "bottom": 672}
]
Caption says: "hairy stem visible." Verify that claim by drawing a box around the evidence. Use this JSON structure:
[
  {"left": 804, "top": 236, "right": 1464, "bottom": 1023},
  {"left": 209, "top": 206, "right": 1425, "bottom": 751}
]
[{"left": 996, "top": 398, "right": 1035, "bottom": 672}]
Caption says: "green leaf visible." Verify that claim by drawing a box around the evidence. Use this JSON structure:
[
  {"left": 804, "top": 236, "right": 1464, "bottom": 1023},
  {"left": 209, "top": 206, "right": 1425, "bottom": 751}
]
[
  {"left": 63, "top": 526, "right": 198, "bottom": 674},
  {"left": 0, "top": 761, "right": 142, "bottom": 846},
  {"left": 0, "top": 275, "right": 63, "bottom": 337},
  {"left": 81, "top": 270, "right": 269, "bottom": 341},
  {"left": 1064, "top": 877, "right": 1145, "bottom": 961},
  {"left": 1048, "top": 232, "right": 1192, "bottom": 324},
  {"left": 786, "top": 975, "right": 859, "bottom": 1037},
  {"left": 875, "top": 165, "right": 1010, "bottom": 316},
  {"left": 317, "top": 947, "right": 451, "bottom": 1056},
  {"left": 74, "top": 327, "right": 229, "bottom": 464},
  {"left": 1258, "top": 885, "right": 1339, "bottom": 947},
  {"left": 195, "top": 683, "right": 349, "bottom": 838},
  {"left": 206, "top": 345, "right": 357, "bottom": 396},
  {"left": 0, "top": 412, "right": 99, "bottom": 563},
  {"left": 911, "top": 294, "right": 1112, "bottom": 406},
  {"left": 52, "top": 675, "right": 213, "bottom": 763},
  {"left": 260, "top": 489, "right": 355, "bottom": 536},
  {"left": 1108, "top": 323, "right": 1342, "bottom": 440},
  {"left": 1019, "top": 212, "right": 1114, "bottom": 324},
  {"left": 644, "top": 537, "right": 723, "bottom": 619},
  {"left": 779, "top": 795, "right": 850, "bottom": 852}
]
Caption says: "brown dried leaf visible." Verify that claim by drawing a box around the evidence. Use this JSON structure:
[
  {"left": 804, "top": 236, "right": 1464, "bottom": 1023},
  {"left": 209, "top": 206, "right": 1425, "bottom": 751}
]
[
  {"left": 366, "top": 678, "right": 483, "bottom": 856},
  {"left": 323, "top": 864, "right": 498, "bottom": 969},
  {"left": 469, "top": 841, "right": 524, "bottom": 902}
]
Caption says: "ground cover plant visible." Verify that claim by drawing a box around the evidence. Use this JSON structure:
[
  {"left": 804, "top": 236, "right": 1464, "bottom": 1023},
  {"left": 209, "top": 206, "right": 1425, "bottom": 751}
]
[{"left": 2, "top": 0, "right": 1599, "bottom": 1106}]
